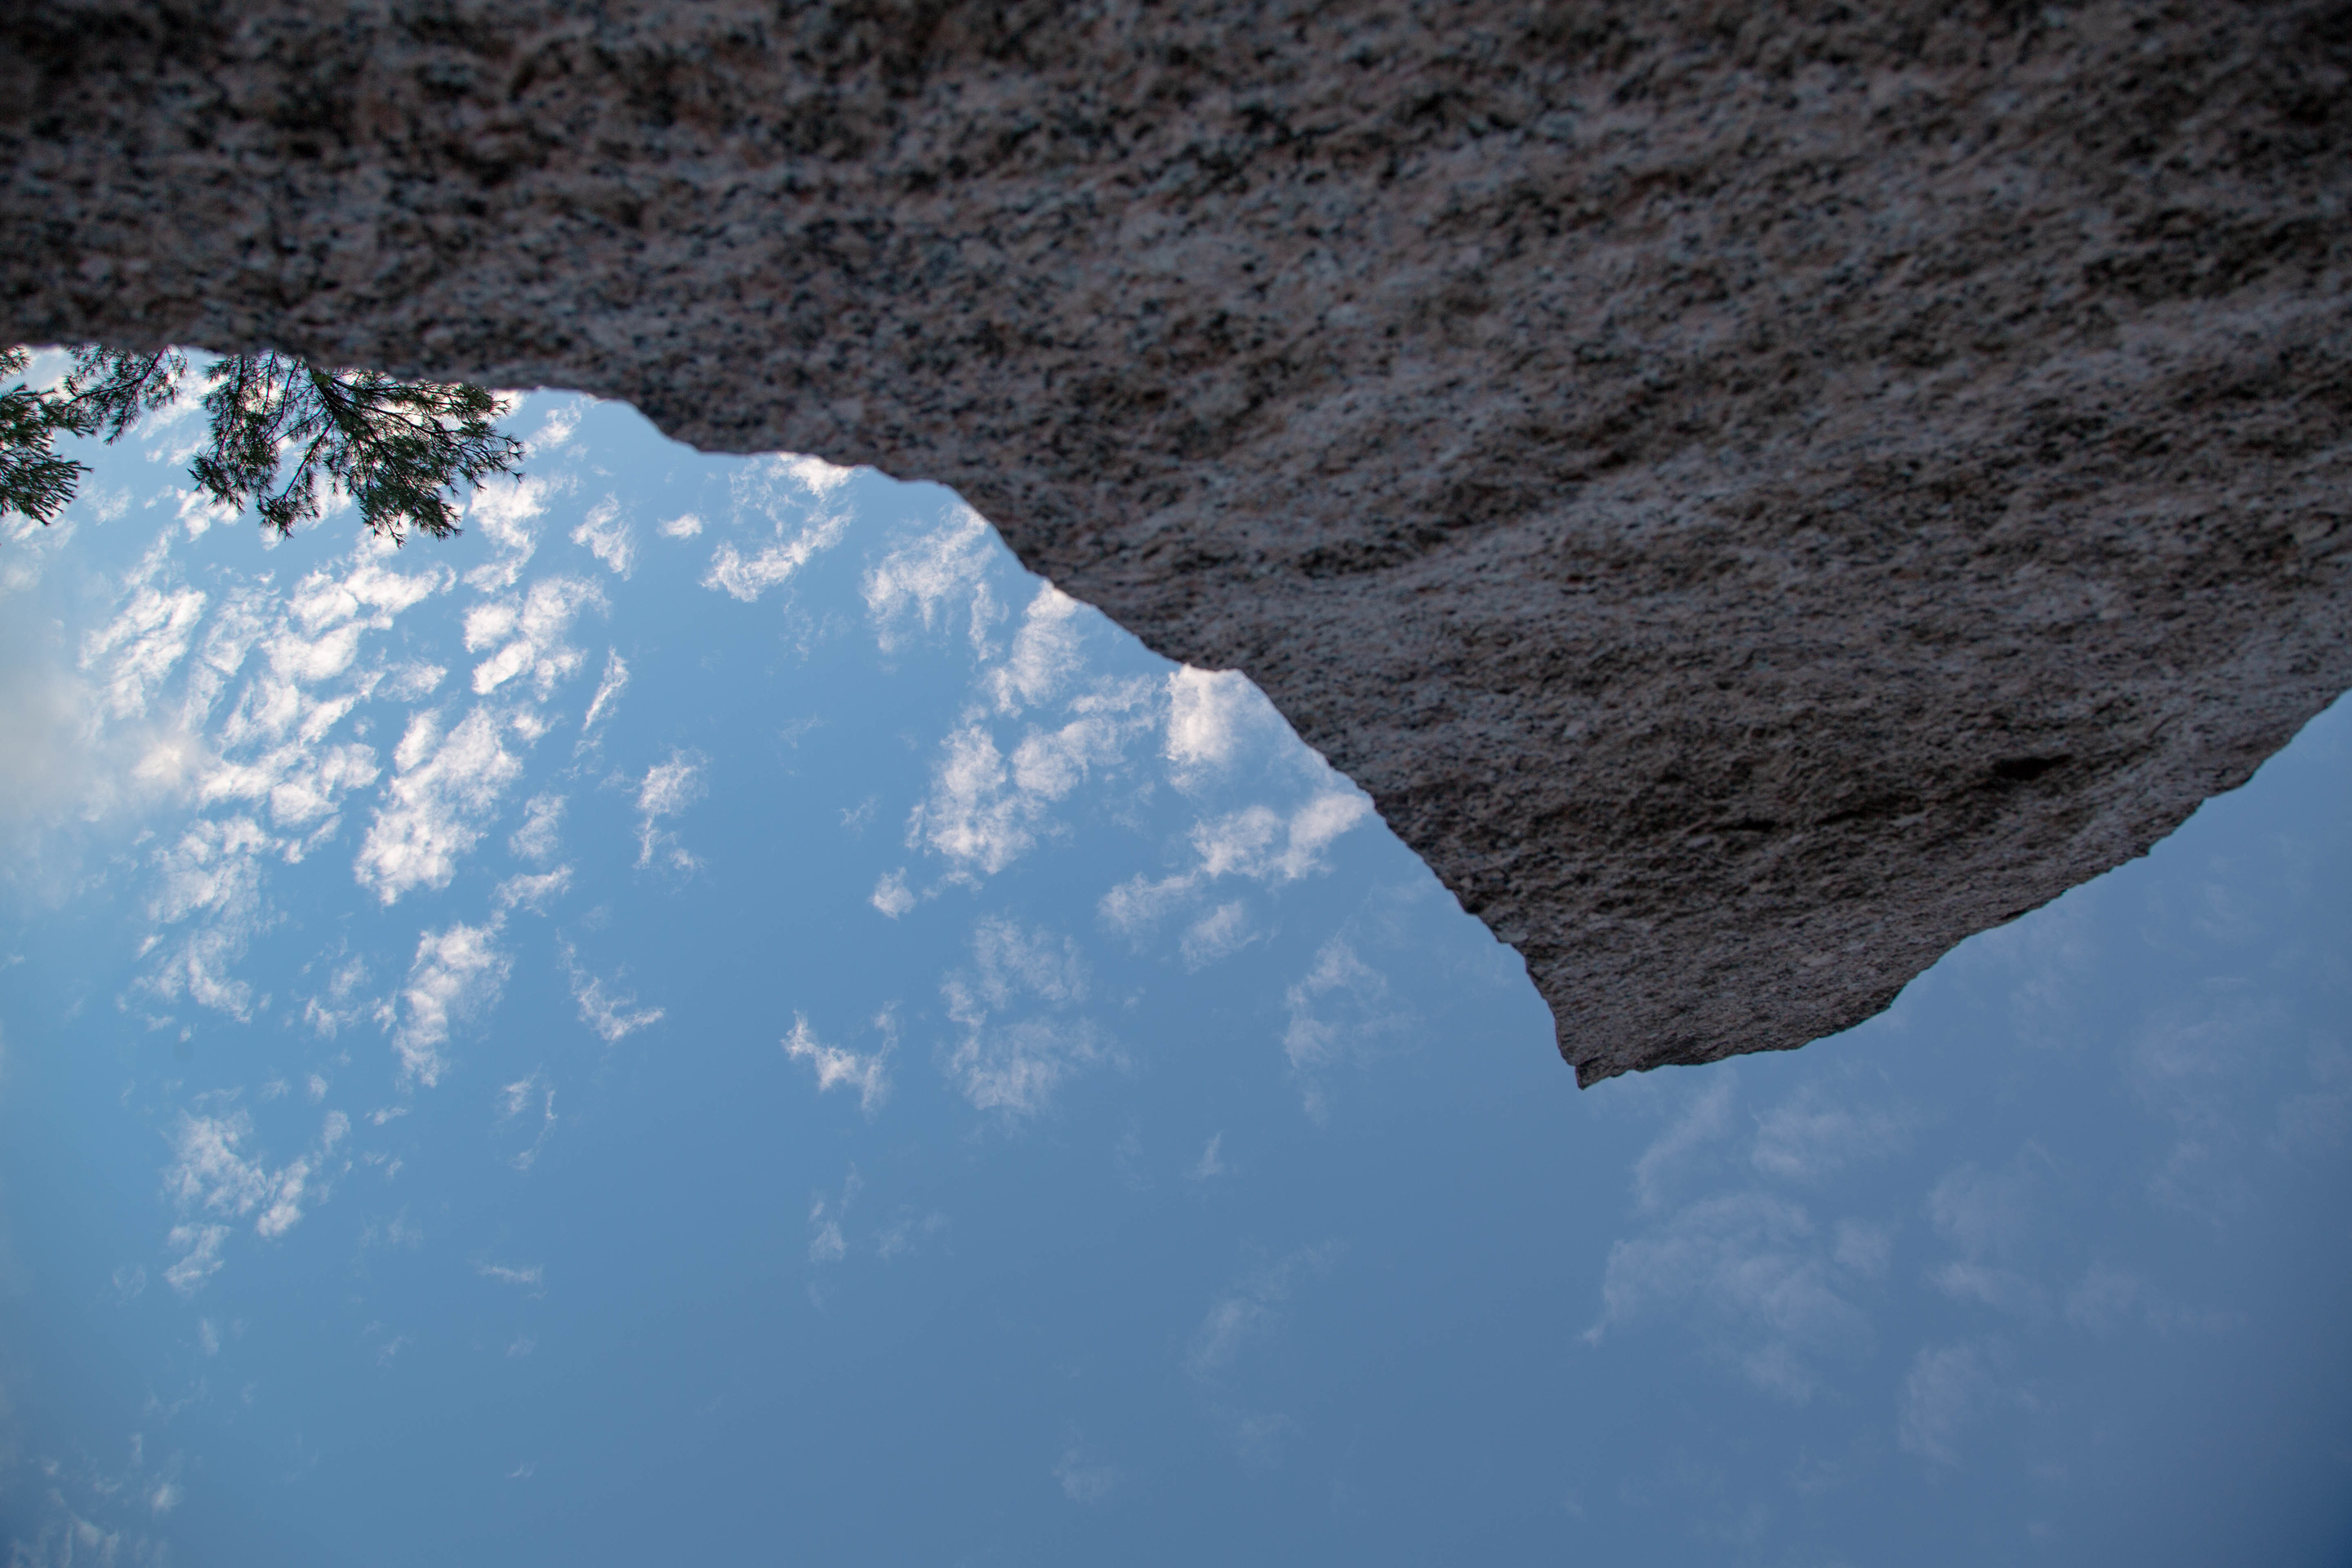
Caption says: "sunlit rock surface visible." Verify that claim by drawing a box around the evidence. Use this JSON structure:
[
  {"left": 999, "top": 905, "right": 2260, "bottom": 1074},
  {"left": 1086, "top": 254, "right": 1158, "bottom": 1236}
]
[{"left": 4, "top": 0, "right": 2346, "bottom": 1081}]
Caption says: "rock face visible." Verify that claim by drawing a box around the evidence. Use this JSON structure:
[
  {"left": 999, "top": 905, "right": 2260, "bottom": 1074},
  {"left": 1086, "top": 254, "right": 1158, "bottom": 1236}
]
[{"left": 4, "top": 1, "right": 2348, "bottom": 1082}]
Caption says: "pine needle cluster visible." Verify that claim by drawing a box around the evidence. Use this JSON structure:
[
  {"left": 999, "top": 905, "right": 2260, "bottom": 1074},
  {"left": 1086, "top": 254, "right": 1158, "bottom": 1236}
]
[{"left": 0, "top": 345, "right": 523, "bottom": 545}]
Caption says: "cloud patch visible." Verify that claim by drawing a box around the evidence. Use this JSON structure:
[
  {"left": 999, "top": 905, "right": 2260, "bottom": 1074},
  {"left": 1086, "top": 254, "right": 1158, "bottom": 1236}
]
[
  {"left": 577, "top": 651, "right": 629, "bottom": 753},
  {"left": 141, "top": 815, "right": 275, "bottom": 1018},
  {"left": 390, "top": 921, "right": 510, "bottom": 1087},
  {"left": 1585, "top": 1190, "right": 1874, "bottom": 1402},
  {"left": 1278, "top": 936, "right": 1412, "bottom": 1119},
  {"left": 355, "top": 707, "right": 528, "bottom": 903},
  {"left": 562, "top": 941, "right": 665, "bottom": 1044},
  {"left": 571, "top": 497, "right": 636, "bottom": 577},
  {"left": 464, "top": 576, "right": 602, "bottom": 699},
  {"left": 863, "top": 506, "right": 1000, "bottom": 657},
  {"left": 702, "top": 457, "right": 858, "bottom": 603},
  {"left": 1897, "top": 1339, "right": 2015, "bottom": 1464},
  {"left": 160, "top": 1107, "right": 350, "bottom": 1292},
  {"left": 942, "top": 915, "right": 1112, "bottom": 1116},
  {"left": 635, "top": 751, "right": 705, "bottom": 870},
  {"left": 507, "top": 793, "right": 565, "bottom": 862},
  {"left": 497, "top": 1071, "right": 559, "bottom": 1171},
  {"left": 870, "top": 868, "right": 916, "bottom": 918},
  {"left": 461, "top": 474, "right": 555, "bottom": 591},
  {"left": 783, "top": 1012, "right": 892, "bottom": 1115},
  {"left": 1164, "top": 665, "right": 1272, "bottom": 787},
  {"left": 1097, "top": 780, "right": 1372, "bottom": 963},
  {"left": 903, "top": 597, "right": 1161, "bottom": 880},
  {"left": 1188, "top": 1242, "right": 1343, "bottom": 1378}
]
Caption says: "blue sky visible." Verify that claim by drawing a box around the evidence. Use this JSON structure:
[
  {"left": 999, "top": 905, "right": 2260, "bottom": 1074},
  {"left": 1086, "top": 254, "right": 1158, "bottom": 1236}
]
[{"left": 2, "top": 376, "right": 2347, "bottom": 1566}]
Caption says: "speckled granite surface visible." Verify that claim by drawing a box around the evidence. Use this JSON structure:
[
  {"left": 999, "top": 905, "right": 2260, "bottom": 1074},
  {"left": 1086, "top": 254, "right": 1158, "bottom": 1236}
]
[{"left": 6, "top": 0, "right": 2347, "bottom": 1080}]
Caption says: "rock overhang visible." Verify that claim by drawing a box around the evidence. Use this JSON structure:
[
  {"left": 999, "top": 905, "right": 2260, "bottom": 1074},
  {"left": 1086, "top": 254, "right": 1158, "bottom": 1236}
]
[{"left": 4, "top": 0, "right": 2346, "bottom": 1083}]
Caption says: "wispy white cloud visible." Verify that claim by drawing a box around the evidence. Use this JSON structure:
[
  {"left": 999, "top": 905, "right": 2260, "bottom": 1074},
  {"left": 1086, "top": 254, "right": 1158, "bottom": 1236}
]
[
  {"left": 1924, "top": 1152, "right": 2042, "bottom": 1263},
  {"left": 808, "top": 1168, "right": 862, "bottom": 1264},
  {"left": 175, "top": 553, "right": 452, "bottom": 857},
  {"left": 496, "top": 1070, "right": 559, "bottom": 1171},
  {"left": 2061, "top": 1261, "right": 2238, "bottom": 1335},
  {"left": 200, "top": 738, "right": 378, "bottom": 844},
  {"left": 1164, "top": 665, "right": 1270, "bottom": 787},
  {"left": 941, "top": 915, "right": 1111, "bottom": 1116},
  {"left": 1633, "top": 1077, "right": 1736, "bottom": 1216},
  {"left": 1833, "top": 1218, "right": 1895, "bottom": 1279},
  {"left": 1897, "top": 1339, "right": 2013, "bottom": 1464},
  {"left": 782, "top": 1012, "right": 892, "bottom": 1114},
  {"left": 507, "top": 792, "right": 565, "bottom": 862},
  {"left": 906, "top": 698, "right": 1158, "bottom": 880},
  {"left": 1192, "top": 791, "right": 1371, "bottom": 884},
  {"left": 887, "top": 575, "right": 1165, "bottom": 884},
  {"left": 560, "top": 940, "right": 664, "bottom": 1044},
  {"left": 1180, "top": 902, "right": 1255, "bottom": 969},
  {"left": 862, "top": 506, "right": 1000, "bottom": 657},
  {"left": 80, "top": 554, "right": 207, "bottom": 721},
  {"left": 461, "top": 474, "right": 555, "bottom": 592},
  {"left": 873, "top": 1209, "right": 950, "bottom": 1262},
  {"left": 283, "top": 555, "right": 449, "bottom": 647},
  {"left": 1188, "top": 1133, "right": 1228, "bottom": 1181},
  {"left": 2123, "top": 1000, "right": 2283, "bottom": 1220},
  {"left": 1279, "top": 936, "right": 1412, "bottom": 1119},
  {"left": 163, "top": 1223, "right": 229, "bottom": 1295},
  {"left": 635, "top": 751, "right": 704, "bottom": 870},
  {"left": 464, "top": 576, "right": 602, "bottom": 699},
  {"left": 658, "top": 512, "right": 703, "bottom": 539},
  {"left": 0, "top": 629, "right": 113, "bottom": 853},
  {"left": 870, "top": 868, "right": 916, "bottom": 918},
  {"left": 1750, "top": 1088, "right": 1909, "bottom": 1184},
  {"left": 354, "top": 706, "right": 528, "bottom": 902},
  {"left": 701, "top": 454, "right": 859, "bottom": 599},
  {"left": 163, "top": 1114, "right": 297, "bottom": 1234},
  {"left": 174, "top": 484, "right": 238, "bottom": 537},
  {"left": 477, "top": 1261, "right": 544, "bottom": 1289},
  {"left": 390, "top": 921, "right": 510, "bottom": 1087},
  {"left": 301, "top": 956, "right": 371, "bottom": 1040},
  {"left": 1054, "top": 1445, "right": 1120, "bottom": 1504},
  {"left": 1585, "top": 1190, "right": 1873, "bottom": 1402},
  {"left": 1096, "top": 873, "right": 1196, "bottom": 935},
  {"left": 987, "top": 581, "right": 1085, "bottom": 713},
  {"left": 577, "top": 650, "right": 628, "bottom": 752},
  {"left": 381, "top": 661, "right": 446, "bottom": 702},
  {"left": 493, "top": 864, "right": 572, "bottom": 915},
  {"left": 1188, "top": 1242, "right": 1343, "bottom": 1377},
  {"left": 159, "top": 1106, "right": 350, "bottom": 1292},
  {"left": 1009, "top": 706, "right": 1144, "bottom": 804},
  {"left": 571, "top": 496, "right": 636, "bottom": 577},
  {"left": 141, "top": 815, "right": 274, "bottom": 1018},
  {"left": 525, "top": 402, "right": 581, "bottom": 457},
  {"left": 1584, "top": 1076, "right": 1922, "bottom": 1402},
  {"left": 907, "top": 724, "right": 1027, "bottom": 874},
  {"left": 774, "top": 453, "right": 855, "bottom": 495},
  {"left": 1921, "top": 1150, "right": 2050, "bottom": 1320},
  {"left": 1097, "top": 784, "right": 1371, "bottom": 961},
  {"left": 703, "top": 506, "right": 850, "bottom": 602},
  {"left": 1928, "top": 1260, "right": 2047, "bottom": 1318}
]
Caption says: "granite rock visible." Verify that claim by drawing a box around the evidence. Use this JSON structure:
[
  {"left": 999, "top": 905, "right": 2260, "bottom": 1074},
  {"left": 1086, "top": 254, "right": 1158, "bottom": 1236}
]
[{"left": 5, "top": 0, "right": 2347, "bottom": 1081}]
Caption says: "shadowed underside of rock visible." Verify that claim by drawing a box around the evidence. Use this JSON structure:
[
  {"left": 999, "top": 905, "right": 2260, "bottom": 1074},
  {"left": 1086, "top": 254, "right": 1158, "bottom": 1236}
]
[{"left": 5, "top": 0, "right": 2346, "bottom": 1083}]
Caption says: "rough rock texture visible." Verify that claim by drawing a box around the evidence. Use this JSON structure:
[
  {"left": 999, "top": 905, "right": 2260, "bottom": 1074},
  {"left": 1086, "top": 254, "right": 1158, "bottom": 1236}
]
[{"left": 4, "top": 0, "right": 2348, "bottom": 1083}]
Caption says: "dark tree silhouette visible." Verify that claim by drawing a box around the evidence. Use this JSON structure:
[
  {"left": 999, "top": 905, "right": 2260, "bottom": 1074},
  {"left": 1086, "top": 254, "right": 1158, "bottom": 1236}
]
[{"left": 0, "top": 346, "right": 523, "bottom": 545}]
